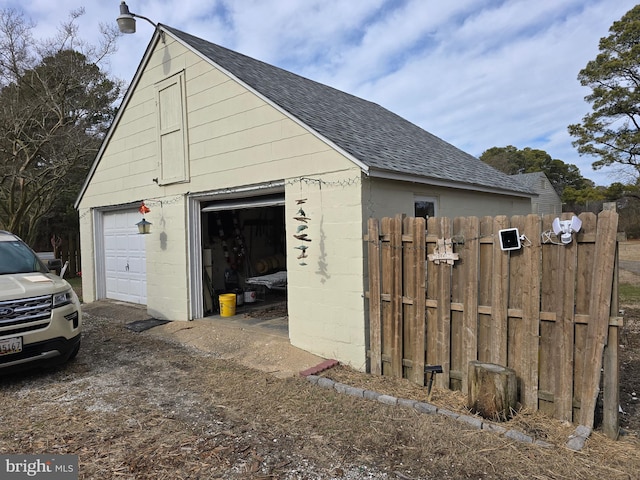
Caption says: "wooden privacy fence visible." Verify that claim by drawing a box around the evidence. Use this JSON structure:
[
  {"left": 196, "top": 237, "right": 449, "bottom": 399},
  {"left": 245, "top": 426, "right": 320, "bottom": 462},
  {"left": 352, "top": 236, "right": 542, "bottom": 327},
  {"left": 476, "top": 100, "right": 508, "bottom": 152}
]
[
  {"left": 53, "top": 232, "right": 81, "bottom": 277},
  {"left": 365, "top": 211, "right": 620, "bottom": 436}
]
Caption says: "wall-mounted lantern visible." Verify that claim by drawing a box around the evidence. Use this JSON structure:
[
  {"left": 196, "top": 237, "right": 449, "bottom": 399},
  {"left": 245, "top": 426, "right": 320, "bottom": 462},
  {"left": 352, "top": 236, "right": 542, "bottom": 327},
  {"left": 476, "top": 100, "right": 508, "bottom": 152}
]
[{"left": 136, "top": 218, "right": 152, "bottom": 234}]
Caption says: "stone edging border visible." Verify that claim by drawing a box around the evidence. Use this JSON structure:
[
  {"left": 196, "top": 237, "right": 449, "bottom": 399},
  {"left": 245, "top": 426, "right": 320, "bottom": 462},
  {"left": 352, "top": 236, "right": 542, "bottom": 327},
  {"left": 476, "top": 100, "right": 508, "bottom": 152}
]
[
  {"left": 300, "top": 361, "right": 593, "bottom": 451},
  {"left": 304, "top": 374, "right": 555, "bottom": 449}
]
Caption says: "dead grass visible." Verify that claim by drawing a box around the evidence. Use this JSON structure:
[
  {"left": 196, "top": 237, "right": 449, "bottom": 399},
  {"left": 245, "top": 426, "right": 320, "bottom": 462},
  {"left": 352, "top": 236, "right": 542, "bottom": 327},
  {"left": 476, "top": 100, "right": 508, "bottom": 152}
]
[{"left": 619, "top": 240, "right": 640, "bottom": 262}]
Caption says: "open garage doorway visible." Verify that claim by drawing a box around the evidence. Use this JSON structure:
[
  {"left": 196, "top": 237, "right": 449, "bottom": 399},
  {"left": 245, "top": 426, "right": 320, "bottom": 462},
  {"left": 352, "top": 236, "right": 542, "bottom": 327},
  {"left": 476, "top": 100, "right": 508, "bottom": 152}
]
[{"left": 200, "top": 193, "right": 287, "bottom": 322}]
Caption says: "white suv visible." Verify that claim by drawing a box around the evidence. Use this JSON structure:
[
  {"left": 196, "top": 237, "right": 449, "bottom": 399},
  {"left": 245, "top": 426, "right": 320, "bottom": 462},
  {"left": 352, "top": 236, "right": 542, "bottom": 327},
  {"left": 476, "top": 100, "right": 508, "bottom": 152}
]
[{"left": 0, "top": 231, "right": 82, "bottom": 373}]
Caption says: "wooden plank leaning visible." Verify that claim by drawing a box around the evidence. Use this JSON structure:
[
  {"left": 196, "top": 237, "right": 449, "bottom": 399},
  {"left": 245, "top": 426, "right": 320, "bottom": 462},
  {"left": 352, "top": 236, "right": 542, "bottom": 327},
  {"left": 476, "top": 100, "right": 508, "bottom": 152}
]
[
  {"left": 602, "top": 241, "right": 620, "bottom": 439},
  {"left": 578, "top": 209, "right": 619, "bottom": 428}
]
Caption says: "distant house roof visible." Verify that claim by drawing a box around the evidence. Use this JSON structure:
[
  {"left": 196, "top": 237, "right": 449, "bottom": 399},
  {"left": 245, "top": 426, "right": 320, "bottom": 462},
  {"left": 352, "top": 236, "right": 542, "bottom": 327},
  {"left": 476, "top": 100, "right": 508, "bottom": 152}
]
[
  {"left": 163, "top": 26, "right": 533, "bottom": 197},
  {"left": 512, "top": 172, "right": 563, "bottom": 215},
  {"left": 512, "top": 172, "right": 549, "bottom": 190}
]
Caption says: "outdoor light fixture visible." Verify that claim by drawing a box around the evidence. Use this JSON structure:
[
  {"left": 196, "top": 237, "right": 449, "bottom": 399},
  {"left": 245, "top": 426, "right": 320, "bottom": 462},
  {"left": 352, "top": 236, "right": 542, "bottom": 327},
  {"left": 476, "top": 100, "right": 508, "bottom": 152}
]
[
  {"left": 117, "top": 1, "right": 157, "bottom": 34},
  {"left": 136, "top": 218, "right": 152, "bottom": 234},
  {"left": 498, "top": 228, "right": 523, "bottom": 251},
  {"left": 552, "top": 216, "right": 582, "bottom": 244}
]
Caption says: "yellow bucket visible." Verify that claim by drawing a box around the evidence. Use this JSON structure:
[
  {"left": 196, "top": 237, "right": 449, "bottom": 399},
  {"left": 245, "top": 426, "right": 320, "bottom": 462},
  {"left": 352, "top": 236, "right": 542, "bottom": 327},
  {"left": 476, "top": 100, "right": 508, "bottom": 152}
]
[{"left": 219, "top": 294, "right": 237, "bottom": 317}]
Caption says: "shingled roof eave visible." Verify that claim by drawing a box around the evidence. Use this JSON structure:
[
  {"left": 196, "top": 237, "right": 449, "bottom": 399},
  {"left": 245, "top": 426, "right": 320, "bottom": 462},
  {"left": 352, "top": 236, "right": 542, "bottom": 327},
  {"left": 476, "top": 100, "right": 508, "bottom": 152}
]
[{"left": 367, "top": 167, "right": 536, "bottom": 198}]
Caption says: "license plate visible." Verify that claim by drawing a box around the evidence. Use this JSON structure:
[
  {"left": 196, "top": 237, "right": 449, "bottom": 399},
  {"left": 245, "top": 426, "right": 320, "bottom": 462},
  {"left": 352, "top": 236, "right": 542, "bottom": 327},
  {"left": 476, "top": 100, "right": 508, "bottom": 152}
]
[{"left": 0, "top": 337, "right": 22, "bottom": 356}]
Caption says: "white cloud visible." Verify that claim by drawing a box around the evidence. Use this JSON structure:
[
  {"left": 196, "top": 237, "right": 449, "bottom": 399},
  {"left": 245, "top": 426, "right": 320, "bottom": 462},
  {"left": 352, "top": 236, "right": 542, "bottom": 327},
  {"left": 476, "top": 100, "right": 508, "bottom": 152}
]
[{"left": 4, "top": 0, "right": 637, "bottom": 185}]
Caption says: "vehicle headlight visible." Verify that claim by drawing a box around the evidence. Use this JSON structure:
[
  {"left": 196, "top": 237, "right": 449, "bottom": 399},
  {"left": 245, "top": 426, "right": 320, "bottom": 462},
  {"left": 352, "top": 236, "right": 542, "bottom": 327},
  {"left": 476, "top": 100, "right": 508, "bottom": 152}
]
[{"left": 53, "top": 289, "right": 73, "bottom": 308}]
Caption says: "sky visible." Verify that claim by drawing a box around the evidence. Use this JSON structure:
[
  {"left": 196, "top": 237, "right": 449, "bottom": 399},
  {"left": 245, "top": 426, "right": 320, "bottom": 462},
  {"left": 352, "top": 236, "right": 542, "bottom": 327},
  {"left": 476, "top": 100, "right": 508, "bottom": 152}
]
[{"left": 3, "top": 0, "right": 638, "bottom": 187}]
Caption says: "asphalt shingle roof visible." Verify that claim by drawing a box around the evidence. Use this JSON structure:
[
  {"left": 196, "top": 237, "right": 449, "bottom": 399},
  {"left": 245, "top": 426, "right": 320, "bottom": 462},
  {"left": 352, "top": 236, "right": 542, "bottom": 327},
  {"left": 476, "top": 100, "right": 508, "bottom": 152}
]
[
  {"left": 512, "top": 172, "right": 545, "bottom": 189},
  {"left": 164, "top": 25, "right": 533, "bottom": 196}
]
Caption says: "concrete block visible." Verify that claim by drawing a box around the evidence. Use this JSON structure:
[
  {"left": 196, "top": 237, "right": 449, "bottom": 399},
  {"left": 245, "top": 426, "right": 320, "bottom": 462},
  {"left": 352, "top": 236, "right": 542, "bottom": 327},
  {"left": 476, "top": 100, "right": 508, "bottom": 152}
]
[
  {"left": 306, "top": 375, "right": 320, "bottom": 385},
  {"left": 333, "top": 382, "right": 348, "bottom": 394},
  {"left": 377, "top": 394, "right": 398, "bottom": 406},
  {"left": 398, "top": 398, "right": 417, "bottom": 409},
  {"left": 456, "top": 414, "right": 483, "bottom": 429},
  {"left": 566, "top": 425, "right": 592, "bottom": 451},
  {"left": 505, "top": 429, "right": 533, "bottom": 443},
  {"left": 482, "top": 422, "right": 507, "bottom": 434},
  {"left": 575, "top": 425, "right": 592, "bottom": 438},
  {"left": 414, "top": 402, "right": 437, "bottom": 415},
  {"left": 316, "top": 377, "right": 335, "bottom": 389},
  {"left": 566, "top": 435, "right": 587, "bottom": 451},
  {"left": 437, "top": 408, "right": 460, "bottom": 420},
  {"left": 343, "top": 385, "right": 365, "bottom": 398},
  {"left": 363, "top": 390, "right": 381, "bottom": 401}
]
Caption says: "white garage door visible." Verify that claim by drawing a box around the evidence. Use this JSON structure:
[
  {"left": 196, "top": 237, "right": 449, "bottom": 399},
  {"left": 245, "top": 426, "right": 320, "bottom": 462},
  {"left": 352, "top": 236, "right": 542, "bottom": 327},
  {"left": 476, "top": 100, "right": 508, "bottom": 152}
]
[{"left": 103, "top": 209, "right": 147, "bottom": 304}]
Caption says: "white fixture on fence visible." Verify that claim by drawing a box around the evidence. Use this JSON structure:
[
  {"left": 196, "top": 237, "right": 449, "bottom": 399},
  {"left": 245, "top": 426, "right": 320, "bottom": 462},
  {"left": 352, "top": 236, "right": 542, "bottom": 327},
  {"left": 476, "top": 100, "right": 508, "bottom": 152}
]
[
  {"left": 552, "top": 216, "right": 582, "bottom": 244},
  {"left": 498, "top": 228, "right": 523, "bottom": 251}
]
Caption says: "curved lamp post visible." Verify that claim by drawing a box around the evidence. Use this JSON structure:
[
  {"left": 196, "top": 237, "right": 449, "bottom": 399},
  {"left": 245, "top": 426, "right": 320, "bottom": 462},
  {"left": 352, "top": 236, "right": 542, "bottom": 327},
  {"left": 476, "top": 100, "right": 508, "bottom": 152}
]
[{"left": 117, "top": 1, "right": 157, "bottom": 34}]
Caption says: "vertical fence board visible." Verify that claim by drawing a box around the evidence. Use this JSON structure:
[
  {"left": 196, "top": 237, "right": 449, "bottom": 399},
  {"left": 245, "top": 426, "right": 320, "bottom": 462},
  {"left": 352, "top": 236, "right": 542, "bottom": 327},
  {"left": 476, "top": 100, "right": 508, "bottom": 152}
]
[
  {"left": 539, "top": 214, "right": 558, "bottom": 415},
  {"left": 367, "top": 218, "right": 382, "bottom": 375},
  {"left": 522, "top": 214, "right": 541, "bottom": 409},
  {"left": 380, "top": 217, "right": 393, "bottom": 376},
  {"left": 603, "top": 242, "right": 620, "bottom": 438},
  {"left": 555, "top": 213, "right": 579, "bottom": 421},
  {"left": 450, "top": 217, "right": 465, "bottom": 391},
  {"left": 461, "top": 216, "right": 480, "bottom": 394},
  {"left": 402, "top": 217, "right": 417, "bottom": 380},
  {"left": 579, "top": 210, "right": 619, "bottom": 427},
  {"left": 411, "top": 218, "right": 426, "bottom": 385},
  {"left": 390, "top": 214, "right": 404, "bottom": 378},
  {"left": 425, "top": 217, "right": 439, "bottom": 367},
  {"left": 491, "top": 216, "right": 509, "bottom": 366},
  {"left": 477, "top": 217, "right": 494, "bottom": 363},
  {"left": 435, "top": 218, "right": 452, "bottom": 389},
  {"left": 573, "top": 213, "right": 597, "bottom": 419},
  {"left": 507, "top": 216, "right": 526, "bottom": 404}
]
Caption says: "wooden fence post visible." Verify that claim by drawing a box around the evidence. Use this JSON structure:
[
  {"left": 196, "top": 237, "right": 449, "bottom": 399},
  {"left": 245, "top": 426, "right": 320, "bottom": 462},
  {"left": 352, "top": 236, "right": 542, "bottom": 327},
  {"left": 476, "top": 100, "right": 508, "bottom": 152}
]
[{"left": 367, "top": 218, "right": 382, "bottom": 375}]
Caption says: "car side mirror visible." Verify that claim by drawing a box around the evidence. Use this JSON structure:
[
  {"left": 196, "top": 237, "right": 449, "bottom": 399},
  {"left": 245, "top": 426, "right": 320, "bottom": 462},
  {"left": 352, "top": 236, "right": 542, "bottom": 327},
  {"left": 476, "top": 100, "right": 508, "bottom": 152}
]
[{"left": 47, "top": 259, "right": 63, "bottom": 271}]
